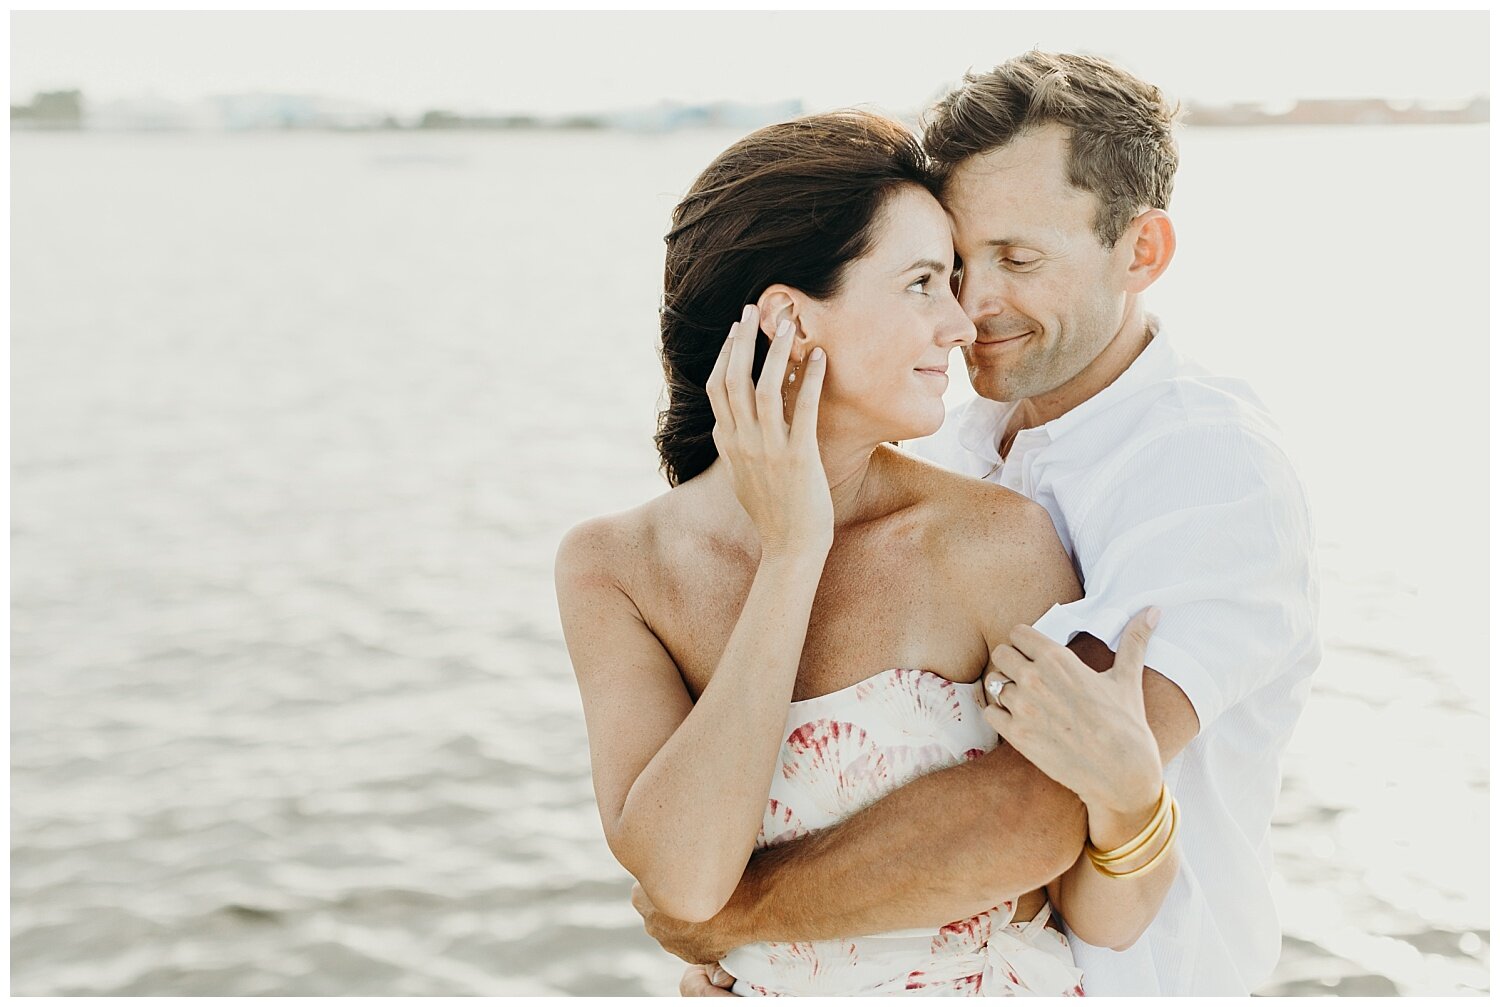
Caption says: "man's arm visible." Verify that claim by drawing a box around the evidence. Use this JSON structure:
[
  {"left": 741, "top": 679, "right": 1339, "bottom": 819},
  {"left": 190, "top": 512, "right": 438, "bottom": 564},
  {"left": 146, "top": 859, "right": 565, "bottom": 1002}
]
[
  {"left": 732, "top": 728, "right": 1086, "bottom": 940},
  {"left": 639, "top": 641, "right": 1199, "bottom": 961}
]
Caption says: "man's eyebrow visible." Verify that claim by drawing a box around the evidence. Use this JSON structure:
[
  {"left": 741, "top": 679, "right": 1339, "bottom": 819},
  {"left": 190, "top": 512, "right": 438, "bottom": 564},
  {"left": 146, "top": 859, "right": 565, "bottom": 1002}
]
[{"left": 900, "top": 258, "right": 951, "bottom": 275}]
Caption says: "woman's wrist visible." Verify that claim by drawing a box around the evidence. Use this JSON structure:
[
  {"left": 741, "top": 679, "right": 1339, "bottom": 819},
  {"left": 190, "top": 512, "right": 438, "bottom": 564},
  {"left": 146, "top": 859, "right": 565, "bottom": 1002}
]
[
  {"left": 1084, "top": 783, "right": 1179, "bottom": 880},
  {"left": 1083, "top": 775, "right": 1166, "bottom": 850},
  {"left": 758, "top": 540, "right": 833, "bottom": 573}
]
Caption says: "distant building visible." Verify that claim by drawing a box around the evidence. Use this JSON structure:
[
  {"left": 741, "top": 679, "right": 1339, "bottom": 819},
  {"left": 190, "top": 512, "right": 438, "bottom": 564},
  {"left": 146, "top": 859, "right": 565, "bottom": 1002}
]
[
  {"left": 11, "top": 90, "right": 83, "bottom": 129},
  {"left": 409, "top": 100, "right": 809, "bottom": 132},
  {"left": 212, "top": 93, "right": 320, "bottom": 130},
  {"left": 86, "top": 94, "right": 218, "bottom": 131},
  {"left": 209, "top": 93, "right": 387, "bottom": 130},
  {"left": 605, "top": 99, "right": 804, "bottom": 132},
  {"left": 1187, "top": 96, "right": 1489, "bottom": 127}
]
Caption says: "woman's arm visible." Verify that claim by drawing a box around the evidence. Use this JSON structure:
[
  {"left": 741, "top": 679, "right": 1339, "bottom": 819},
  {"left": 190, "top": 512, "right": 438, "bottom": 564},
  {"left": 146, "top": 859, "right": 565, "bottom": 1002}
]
[
  {"left": 631, "top": 661, "right": 1197, "bottom": 967},
  {"left": 959, "top": 500, "right": 1181, "bottom": 949},
  {"left": 556, "top": 529, "right": 826, "bottom": 923},
  {"left": 1044, "top": 782, "right": 1180, "bottom": 951},
  {"left": 555, "top": 306, "right": 832, "bottom": 923},
  {"left": 983, "top": 613, "right": 1184, "bottom": 950}
]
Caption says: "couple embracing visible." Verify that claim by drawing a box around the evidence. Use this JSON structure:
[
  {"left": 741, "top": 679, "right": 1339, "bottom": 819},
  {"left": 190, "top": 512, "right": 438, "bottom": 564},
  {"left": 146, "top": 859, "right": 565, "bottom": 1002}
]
[{"left": 555, "top": 50, "right": 1320, "bottom": 997}]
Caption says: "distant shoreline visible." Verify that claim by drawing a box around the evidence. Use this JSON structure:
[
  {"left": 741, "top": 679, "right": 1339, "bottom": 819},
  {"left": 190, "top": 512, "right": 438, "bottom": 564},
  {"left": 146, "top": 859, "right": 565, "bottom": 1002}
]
[
  {"left": 1184, "top": 96, "right": 1486, "bottom": 127},
  {"left": 10, "top": 119, "right": 1488, "bottom": 136},
  {"left": 10, "top": 91, "right": 1489, "bottom": 133}
]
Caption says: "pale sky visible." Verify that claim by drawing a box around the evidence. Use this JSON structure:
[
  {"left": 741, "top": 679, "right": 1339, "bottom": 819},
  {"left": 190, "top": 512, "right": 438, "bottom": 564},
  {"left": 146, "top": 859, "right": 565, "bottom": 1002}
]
[{"left": 10, "top": 11, "right": 1490, "bottom": 117}]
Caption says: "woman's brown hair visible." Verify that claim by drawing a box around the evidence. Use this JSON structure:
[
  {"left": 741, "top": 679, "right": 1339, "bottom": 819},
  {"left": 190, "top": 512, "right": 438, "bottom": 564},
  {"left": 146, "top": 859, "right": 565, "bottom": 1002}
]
[{"left": 655, "top": 111, "right": 935, "bottom": 487}]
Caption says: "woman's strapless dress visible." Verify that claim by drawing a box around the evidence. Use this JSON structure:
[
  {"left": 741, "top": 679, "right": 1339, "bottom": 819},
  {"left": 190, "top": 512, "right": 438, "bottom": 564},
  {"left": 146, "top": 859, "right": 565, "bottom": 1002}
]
[{"left": 719, "top": 668, "right": 1086, "bottom": 997}]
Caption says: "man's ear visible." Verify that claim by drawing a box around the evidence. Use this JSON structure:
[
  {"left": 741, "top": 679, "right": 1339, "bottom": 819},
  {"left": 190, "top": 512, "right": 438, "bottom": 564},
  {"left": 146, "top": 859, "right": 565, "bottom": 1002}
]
[
  {"left": 1120, "top": 209, "right": 1176, "bottom": 294},
  {"left": 756, "top": 285, "right": 812, "bottom": 353}
]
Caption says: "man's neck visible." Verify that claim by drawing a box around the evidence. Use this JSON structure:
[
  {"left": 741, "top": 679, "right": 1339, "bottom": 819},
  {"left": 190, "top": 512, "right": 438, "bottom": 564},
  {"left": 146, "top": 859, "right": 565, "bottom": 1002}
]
[{"left": 1000, "top": 313, "right": 1156, "bottom": 458}]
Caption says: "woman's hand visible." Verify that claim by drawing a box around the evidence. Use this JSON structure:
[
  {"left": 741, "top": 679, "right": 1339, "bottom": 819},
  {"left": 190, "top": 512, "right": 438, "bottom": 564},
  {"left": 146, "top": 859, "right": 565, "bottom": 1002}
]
[
  {"left": 982, "top": 608, "right": 1164, "bottom": 843},
  {"left": 706, "top": 304, "right": 831, "bottom": 560}
]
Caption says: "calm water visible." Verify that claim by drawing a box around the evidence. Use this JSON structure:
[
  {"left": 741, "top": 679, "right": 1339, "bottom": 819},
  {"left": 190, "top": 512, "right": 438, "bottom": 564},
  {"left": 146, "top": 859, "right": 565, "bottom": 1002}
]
[{"left": 10, "top": 124, "right": 1488, "bottom": 995}]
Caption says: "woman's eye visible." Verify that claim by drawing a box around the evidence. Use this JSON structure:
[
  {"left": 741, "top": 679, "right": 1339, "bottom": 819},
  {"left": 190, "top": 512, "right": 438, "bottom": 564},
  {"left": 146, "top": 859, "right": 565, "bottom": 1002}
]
[{"left": 907, "top": 275, "right": 931, "bottom": 294}]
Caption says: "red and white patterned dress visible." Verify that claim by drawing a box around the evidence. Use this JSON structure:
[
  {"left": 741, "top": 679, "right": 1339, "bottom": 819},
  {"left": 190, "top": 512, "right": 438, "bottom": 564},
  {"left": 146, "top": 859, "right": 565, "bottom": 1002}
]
[{"left": 719, "top": 668, "right": 1086, "bottom": 997}]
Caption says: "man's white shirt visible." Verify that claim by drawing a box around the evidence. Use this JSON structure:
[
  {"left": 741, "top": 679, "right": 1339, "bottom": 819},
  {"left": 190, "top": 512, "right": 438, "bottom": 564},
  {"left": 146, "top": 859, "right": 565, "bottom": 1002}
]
[{"left": 905, "top": 321, "right": 1320, "bottom": 995}]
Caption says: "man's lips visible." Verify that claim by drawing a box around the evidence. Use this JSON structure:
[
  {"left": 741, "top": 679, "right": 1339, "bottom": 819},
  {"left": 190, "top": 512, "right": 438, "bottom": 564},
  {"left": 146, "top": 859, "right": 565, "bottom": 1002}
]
[
  {"left": 971, "top": 331, "right": 1033, "bottom": 355},
  {"left": 974, "top": 330, "right": 1032, "bottom": 346}
]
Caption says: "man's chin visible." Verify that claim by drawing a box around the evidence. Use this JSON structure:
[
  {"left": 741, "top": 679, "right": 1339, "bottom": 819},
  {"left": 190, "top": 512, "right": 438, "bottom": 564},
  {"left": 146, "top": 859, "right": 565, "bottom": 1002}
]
[{"left": 968, "top": 367, "right": 1023, "bottom": 404}]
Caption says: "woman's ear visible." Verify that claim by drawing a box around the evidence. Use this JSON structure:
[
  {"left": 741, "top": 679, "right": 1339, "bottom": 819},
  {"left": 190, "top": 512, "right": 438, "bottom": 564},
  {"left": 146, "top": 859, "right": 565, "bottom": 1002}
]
[{"left": 756, "top": 285, "right": 804, "bottom": 343}]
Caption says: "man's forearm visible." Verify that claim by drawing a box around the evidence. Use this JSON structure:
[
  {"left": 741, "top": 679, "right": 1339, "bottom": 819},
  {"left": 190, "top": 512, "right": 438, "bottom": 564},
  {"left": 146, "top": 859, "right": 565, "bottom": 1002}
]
[
  {"left": 716, "top": 743, "right": 1088, "bottom": 946},
  {"left": 703, "top": 637, "right": 1196, "bottom": 950}
]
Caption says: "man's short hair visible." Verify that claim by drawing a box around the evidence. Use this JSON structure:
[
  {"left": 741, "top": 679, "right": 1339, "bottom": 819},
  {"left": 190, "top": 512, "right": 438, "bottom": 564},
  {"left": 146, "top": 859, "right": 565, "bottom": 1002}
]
[{"left": 923, "top": 50, "right": 1180, "bottom": 247}]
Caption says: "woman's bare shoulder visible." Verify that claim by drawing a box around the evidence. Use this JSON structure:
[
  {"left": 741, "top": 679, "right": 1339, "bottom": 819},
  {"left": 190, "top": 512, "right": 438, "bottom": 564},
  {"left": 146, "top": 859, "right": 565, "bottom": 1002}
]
[
  {"left": 554, "top": 491, "right": 678, "bottom": 592},
  {"left": 887, "top": 448, "right": 1056, "bottom": 549},
  {"left": 885, "top": 450, "right": 1080, "bottom": 626}
]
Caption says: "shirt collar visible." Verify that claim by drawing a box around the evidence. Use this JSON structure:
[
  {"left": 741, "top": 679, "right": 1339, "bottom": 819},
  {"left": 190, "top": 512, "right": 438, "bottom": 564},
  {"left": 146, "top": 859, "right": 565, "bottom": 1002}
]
[
  {"left": 957, "top": 315, "right": 1177, "bottom": 462},
  {"left": 1045, "top": 315, "right": 1176, "bottom": 438},
  {"left": 956, "top": 394, "right": 1021, "bottom": 471}
]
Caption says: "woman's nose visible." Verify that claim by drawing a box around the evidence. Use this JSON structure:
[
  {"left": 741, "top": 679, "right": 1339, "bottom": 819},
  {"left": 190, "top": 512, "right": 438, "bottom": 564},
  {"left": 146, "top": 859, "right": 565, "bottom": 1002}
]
[{"left": 941, "top": 287, "right": 977, "bottom": 347}]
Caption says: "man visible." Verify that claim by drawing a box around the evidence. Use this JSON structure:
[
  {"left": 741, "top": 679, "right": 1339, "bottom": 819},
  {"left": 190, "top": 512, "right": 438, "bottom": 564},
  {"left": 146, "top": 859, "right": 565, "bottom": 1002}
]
[{"left": 639, "top": 50, "right": 1320, "bottom": 996}]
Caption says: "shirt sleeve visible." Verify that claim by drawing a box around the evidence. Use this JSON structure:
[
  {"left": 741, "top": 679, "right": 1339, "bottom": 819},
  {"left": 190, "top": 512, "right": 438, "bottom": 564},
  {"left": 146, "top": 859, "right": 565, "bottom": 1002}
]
[{"left": 1031, "top": 420, "right": 1320, "bottom": 729}]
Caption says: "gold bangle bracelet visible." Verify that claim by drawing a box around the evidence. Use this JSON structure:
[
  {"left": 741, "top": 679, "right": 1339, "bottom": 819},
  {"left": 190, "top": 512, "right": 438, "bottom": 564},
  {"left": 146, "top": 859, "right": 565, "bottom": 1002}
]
[
  {"left": 1089, "top": 798, "right": 1180, "bottom": 879},
  {"left": 1086, "top": 783, "right": 1171, "bottom": 866}
]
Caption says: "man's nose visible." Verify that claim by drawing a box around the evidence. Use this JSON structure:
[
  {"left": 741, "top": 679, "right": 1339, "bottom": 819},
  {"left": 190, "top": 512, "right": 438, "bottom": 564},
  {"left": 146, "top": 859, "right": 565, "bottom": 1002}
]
[{"left": 957, "top": 268, "right": 1006, "bottom": 324}]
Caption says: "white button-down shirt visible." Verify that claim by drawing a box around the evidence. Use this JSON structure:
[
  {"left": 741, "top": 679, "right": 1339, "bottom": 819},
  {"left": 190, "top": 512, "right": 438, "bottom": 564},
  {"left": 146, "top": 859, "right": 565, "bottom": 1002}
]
[{"left": 905, "top": 322, "right": 1320, "bottom": 995}]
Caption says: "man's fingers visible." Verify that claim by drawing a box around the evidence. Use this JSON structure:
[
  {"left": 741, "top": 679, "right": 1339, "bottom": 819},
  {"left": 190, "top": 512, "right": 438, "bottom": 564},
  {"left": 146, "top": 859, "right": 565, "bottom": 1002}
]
[
  {"left": 680, "top": 965, "right": 738, "bottom": 997},
  {"left": 789, "top": 347, "right": 827, "bottom": 444},
  {"left": 723, "top": 304, "right": 759, "bottom": 426},
  {"left": 1111, "top": 606, "right": 1160, "bottom": 683}
]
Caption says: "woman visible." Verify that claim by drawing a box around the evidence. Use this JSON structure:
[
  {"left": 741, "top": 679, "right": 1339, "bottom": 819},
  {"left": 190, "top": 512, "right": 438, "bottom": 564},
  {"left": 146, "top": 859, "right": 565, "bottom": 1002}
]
[{"left": 555, "top": 112, "right": 1177, "bottom": 996}]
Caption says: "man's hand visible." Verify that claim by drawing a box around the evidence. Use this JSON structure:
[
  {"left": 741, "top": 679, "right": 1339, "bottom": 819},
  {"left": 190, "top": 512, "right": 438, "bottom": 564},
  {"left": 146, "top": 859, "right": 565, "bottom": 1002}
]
[
  {"left": 634, "top": 882, "right": 742, "bottom": 995},
  {"left": 679, "top": 964, "right": 738, "bottom": 997},
  {"left": 632, "top": 881, "right": 734, "bottom": 964}
]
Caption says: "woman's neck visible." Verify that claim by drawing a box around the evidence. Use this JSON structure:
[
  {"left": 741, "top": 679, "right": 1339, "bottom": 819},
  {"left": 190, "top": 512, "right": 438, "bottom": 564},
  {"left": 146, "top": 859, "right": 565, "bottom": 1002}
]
[
  {"left": 821, "top": 437, "right": 885, "bottom": 530},
  {"left": 699, "top": 434, "right": 889, "bottom": 550}
]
